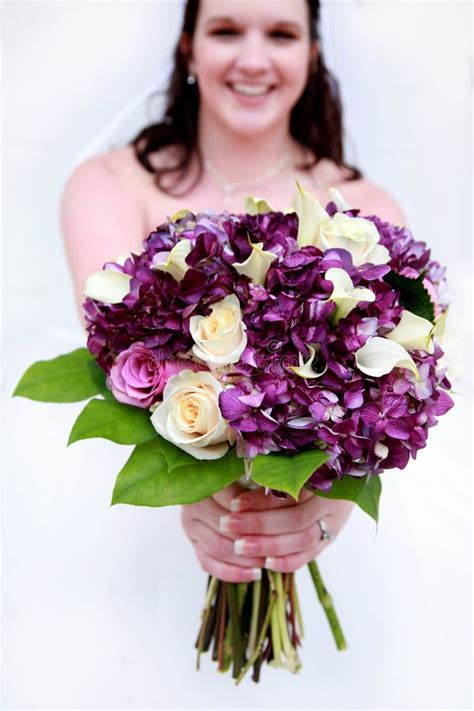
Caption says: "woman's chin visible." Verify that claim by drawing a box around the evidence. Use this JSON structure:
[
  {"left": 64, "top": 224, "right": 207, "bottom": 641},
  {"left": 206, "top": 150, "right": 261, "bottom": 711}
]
[{"left": 219, "top": 113, "right": 283, "bottom": 140}]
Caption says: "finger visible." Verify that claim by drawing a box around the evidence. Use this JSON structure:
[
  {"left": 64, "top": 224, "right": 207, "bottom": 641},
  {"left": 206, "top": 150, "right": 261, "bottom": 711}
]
[
  {"left": 233, "top": 522, "right": 322, "bottom": 559},
  {"left": 194, "top": 543, "right": 262, "bottom": 583},
  {"left": 211, "top": 482, "right": 247, "bottom": 510},
  {"left": 192, "top": 519, "right": 265, "bottom": 567},
  {"left": 229, "top": 486, "right": 313, "bottom": 513},
  {"left": 219, "top": 494, "right": 328, "bottom": 537},
  {"left": 182, "top": 497, "right": 238, "bottom": 539},
  {"left": 264, "top": 544, "right": 327, "bottom": 573}
]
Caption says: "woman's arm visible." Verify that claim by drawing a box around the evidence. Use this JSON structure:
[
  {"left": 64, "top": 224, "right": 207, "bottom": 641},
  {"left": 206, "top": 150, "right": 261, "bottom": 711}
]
[{"left": 60, "top": 156, "right": 146, "bottom": 314}]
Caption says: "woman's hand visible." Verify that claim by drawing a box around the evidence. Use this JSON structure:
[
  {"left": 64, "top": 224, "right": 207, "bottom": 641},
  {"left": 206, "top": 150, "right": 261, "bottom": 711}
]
[{"left": 180, "top": 483, "right": 354, "bottom": 583}]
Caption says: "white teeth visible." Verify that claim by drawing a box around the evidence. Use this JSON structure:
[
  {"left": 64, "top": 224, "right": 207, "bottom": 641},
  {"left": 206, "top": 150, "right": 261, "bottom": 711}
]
[{"left": 231, "top": 83, "right": 272, "bottom": 97}]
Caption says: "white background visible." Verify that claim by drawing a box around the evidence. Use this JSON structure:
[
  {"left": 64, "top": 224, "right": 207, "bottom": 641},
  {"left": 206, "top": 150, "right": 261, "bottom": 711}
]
[{"left": 2, "top": 1, "right": 472, "bottom": 709}]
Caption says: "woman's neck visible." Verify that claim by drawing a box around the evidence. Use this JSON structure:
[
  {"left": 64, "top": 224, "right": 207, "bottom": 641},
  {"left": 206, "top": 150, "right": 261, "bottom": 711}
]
[{"left": 197, "top": 111, "right": 305, "bottom": 184}]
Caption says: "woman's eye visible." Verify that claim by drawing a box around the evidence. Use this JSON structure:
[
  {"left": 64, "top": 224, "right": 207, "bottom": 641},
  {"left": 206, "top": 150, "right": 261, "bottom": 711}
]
[
  {"left": 210, "top": 28, "right": 237, "bottom": 36},
  {"left": 210, "top": 29, "right": 297, "bottom": 40},
  {"left": 270, "top": 31, "right": 297, "bottom": 40}
]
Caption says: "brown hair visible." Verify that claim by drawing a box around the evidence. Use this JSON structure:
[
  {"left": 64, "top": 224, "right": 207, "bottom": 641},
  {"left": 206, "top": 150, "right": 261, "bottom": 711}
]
[{"left": 130, "top": 0, "right": 362, "bottom": 197}]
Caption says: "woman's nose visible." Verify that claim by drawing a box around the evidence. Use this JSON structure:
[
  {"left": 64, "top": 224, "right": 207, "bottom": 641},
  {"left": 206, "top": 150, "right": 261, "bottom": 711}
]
[{"left": 234, "top": 31, "right": 272, "bottom": 73}]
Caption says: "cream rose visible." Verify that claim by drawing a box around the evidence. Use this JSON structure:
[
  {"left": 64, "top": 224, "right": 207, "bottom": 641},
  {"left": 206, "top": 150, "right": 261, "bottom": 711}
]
[
  {"left": 189, "top": 294, "right": 247, "bottom": 366},
  {"left": 150, "top": 369, "right": 231, "bottom": 460},
  {"left": 320, "top": 213, "right": 390, "bottom": 266}
]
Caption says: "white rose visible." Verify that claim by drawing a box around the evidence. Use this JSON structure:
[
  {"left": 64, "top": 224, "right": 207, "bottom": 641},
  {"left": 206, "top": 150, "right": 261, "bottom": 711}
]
[
  {"left": 320, "top": 213, "right": 390, "bottom": 266},
  {"left": 150, "top": 369, "right": 231, "bottom": 460},
  {"left": 190, "top": 294, "right": 247, "bottom": 366}
]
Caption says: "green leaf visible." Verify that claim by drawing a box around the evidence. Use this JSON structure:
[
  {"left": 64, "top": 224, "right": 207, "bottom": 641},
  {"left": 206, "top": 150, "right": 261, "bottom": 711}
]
[
  {"left": 111, "top": 441, "right": 245, "bottom": 507},
  {"left": 155, "top": 434, "right": 201, "bottom": 471},
  {"left": 68, "top": 398, "right": 157, "bottom": 446},
  {"left": 13, "top": 348, "right": 108, "bottom": 402},
  {"left": 251, "top": 449, "right": 330, "bottom": 501},
  {"left": 310, "top": 473, "right": 382, "bottom": 523},
  {"left": 384, "top": 272, "right": 435, "bottom": 323}
]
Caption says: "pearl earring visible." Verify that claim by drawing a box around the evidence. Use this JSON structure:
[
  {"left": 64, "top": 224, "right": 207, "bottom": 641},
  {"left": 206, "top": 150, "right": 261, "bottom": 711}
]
[{"left": 187, "top": 73, "right": 196, "bottom": 85}]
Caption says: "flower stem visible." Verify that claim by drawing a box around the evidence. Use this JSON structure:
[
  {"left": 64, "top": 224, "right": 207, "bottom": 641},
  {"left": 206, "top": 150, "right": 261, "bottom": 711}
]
[
  {"left": 217, "top": 583, "right": 228, "bottom": 670},
  {"left": 247, "top": 578, "right": 261, "bottom": 657},
  {"left": 236, "top": 578, "right": 276, "bottom": 685},
  {"left": 270, "top": 596, "right": 282, "bottom": 663},
  {"left": 227, "top": 583, "right": 245, "bottom": 678},
  {"left": 287, "top": 574, "right": 300, "bottom": 647},
  {"left": 196, "top": 576, "right": 219, "bottom": 669},
  {"left": 273, "top": 571, "right": 301, "bottom": 672},
  {"left": 307, "top": 559, "right": 347, "bottom": 651},
  {"left": 292, "top": 576, "right": 305, "bottom": 639}
]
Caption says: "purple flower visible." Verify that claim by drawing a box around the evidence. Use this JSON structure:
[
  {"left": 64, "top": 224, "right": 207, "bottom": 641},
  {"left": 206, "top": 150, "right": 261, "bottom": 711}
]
[
  {"left": 360, "top": 394, "right": 410, "bottom": 440},
  {"left": 219, "top": 386, "right": 280, "bottom": 433}
]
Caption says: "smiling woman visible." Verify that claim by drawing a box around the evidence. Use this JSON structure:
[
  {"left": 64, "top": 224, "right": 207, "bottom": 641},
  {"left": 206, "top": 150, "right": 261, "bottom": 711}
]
[{"left": 61, "top": 0, "right": 408, "bottom": 591}]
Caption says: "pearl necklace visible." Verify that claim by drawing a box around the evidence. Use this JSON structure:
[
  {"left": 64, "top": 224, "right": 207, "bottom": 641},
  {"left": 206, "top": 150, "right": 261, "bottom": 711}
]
[{"left": 203, "top": 150, "right": 292, "bottom": 208}]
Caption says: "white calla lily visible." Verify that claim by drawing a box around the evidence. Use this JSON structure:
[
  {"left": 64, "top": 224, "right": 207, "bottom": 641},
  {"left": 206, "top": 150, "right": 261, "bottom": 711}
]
[
  {"left": 113, "top": 252, "right": 133, "bottom": 267},
  {"left": 233, "top": 242, "right": 277, "bottom": 285},
  {"left": 83, "top": 270, "right": 132, "bottom": 304},
  {"left": 355, "top": 336, "right": 418, "bottom": 378},
  {"left": 325, "top": 267, "right": 375, "bottom": 322},
  {"left": 170, "top": 208, "right": 193, "bottom": 222},
  {"left": 291, "top": 179, "right": 330, "bottom": 248},
  {"left": 243, "top": 196, "right": 274, "bottom": 215},
  {"left": 434, "top": 308, "right": 447, "bottom": 340},
  {"left": 288, "top": 345, "right": 327, "bottom": 379},
  {"left": 374, "top": 442, "right": 389, "bottom": 459},
  {"left": 152, "top": 239, "right": 192, "bottom": 282},
  {"left": 328, "top": 187, "right": 352, "bottom": 212},
  {"left": 386, "top": 309, "right": 434, "bottom": 353}
]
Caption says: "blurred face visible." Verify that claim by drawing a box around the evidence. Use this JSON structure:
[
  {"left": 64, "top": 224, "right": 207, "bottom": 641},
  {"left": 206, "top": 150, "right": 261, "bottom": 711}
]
[{"left": 185, "top": 0, "right": 316, "bottom": 137}]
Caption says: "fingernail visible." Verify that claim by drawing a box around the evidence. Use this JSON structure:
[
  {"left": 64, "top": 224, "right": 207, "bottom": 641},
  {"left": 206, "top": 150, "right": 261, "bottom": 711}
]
[
  {"left": 219, "top": 515, "right": 231, "bottom": 532},
  {"left": 265, "top": 557, "right": 277, "bottom": 570},
  {"left": 219, "top": 515, "right": 241, "bottom": 533},
  {"left": 234, "top": 538, "right": 258, "bottom": 555},
  {"left": 250, "top": 568, "right": 262, "bottom": 580},
  {"left": 230, "top": 497, "right": 242, "bottom": 512}
]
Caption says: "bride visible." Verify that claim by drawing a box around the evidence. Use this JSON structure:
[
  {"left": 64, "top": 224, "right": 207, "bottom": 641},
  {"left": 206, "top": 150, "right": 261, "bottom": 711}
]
[{"left": 61, "top": 1, "right": 406, "bottom": 585}]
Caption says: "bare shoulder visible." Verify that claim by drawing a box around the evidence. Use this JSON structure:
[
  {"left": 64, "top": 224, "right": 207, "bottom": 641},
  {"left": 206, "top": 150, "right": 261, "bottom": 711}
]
[
  {"left": 99, "top": 144, "right": 145, "bottom": 181},
  {"left": 339, "top": 176, "right": 408, "bottom": 226},
  {"left": 60, "top": 149, "right": 148, "bottom": 305},
  {"left": 61, "top": 148, "right": 136, "bottom": 206}
]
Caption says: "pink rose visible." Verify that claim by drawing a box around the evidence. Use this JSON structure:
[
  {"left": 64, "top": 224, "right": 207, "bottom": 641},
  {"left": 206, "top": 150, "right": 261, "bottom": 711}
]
[{"left": 108, "top": 342, "right": 196, "bottom": 408}]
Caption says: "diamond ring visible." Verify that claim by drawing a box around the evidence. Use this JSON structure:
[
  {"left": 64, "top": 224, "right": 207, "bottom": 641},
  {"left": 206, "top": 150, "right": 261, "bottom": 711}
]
[{"left": 317, "top": 518, "right": 332, "bottom": 542}]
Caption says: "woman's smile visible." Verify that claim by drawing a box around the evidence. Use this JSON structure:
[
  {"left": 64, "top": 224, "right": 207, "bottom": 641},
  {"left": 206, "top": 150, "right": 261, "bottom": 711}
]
[{"left": 225, "top": 80, "right": 276, "bottom": 105}]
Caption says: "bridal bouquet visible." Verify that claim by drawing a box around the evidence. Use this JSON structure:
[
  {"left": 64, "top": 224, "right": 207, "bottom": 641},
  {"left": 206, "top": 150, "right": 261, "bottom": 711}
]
[{"left": 14, "top": 182, "right": 453, "bottom": 683}]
